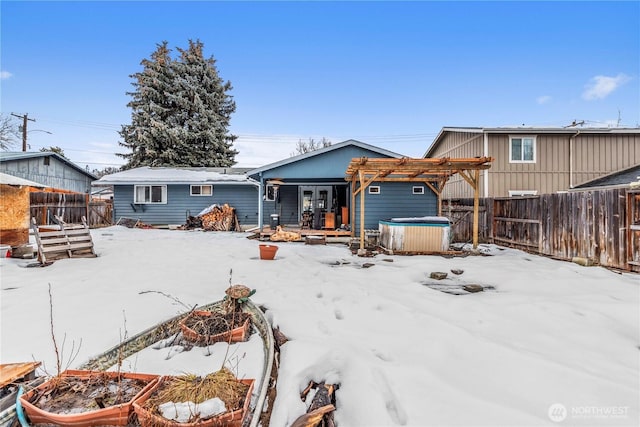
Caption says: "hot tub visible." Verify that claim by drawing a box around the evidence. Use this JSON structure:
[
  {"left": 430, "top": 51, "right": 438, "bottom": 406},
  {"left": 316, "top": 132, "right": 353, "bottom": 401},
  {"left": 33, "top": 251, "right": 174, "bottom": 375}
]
[{"left": 379, "top": 216, "right": 451, "bottom": 252}]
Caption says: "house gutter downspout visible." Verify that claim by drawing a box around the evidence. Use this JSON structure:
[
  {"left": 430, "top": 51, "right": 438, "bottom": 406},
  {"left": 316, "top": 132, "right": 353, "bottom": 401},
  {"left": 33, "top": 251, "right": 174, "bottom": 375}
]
[
  {"left": 483, "top": 130, "right": 489, "bottom": 198},
  {"left": 569, "top": 131, "right": 580, "bottom": 189},
  {"left": 258, "top": 172, "right": 264, "bottom": 231}
]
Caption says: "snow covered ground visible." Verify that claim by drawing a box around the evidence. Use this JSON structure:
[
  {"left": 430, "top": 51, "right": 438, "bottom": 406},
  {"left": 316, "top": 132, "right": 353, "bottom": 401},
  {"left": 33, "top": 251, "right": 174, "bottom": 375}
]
[{"left": 1, "top": 226, "right": 638, "bottom": 426}]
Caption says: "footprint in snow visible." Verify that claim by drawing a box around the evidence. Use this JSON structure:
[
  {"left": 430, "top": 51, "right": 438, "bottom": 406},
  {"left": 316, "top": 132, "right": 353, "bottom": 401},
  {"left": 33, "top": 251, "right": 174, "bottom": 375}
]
[{"left": 371, "top": 368, "right": 408, "bottom": 425}]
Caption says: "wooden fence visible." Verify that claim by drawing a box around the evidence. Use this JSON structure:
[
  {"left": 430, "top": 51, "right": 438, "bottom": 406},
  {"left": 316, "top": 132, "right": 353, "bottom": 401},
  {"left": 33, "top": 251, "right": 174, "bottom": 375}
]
[
  {"left": 88, "top": 200, "right": 113, "bottom": 227},
  {"left": 443, "top": 188, "right": 640, "bottom": 272},
  {"left": 30, "top": 192, "right": 113, "bottom": 228}
]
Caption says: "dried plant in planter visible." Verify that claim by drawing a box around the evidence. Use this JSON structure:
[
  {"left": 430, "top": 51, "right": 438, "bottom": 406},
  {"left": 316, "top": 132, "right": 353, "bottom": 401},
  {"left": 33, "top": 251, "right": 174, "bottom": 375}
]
[
  {"left": 133, "top": 368, "right": 254, "bottom": 426},
  {"left": 180, "top": 285, "right": 256, "bottom": 346},
  {"left": 19, "top": 370, "right": 158, "bottom": 426}
]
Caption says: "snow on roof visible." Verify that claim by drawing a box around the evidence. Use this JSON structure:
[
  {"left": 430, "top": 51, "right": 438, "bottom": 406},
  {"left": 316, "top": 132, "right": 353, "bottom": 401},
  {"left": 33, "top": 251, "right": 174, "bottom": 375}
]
[
  {"left": 0, "top": 172, "right": 48, "bottom": 188},
  {"left": 93, "top": 166, "right": 259, "bottom": 186}
]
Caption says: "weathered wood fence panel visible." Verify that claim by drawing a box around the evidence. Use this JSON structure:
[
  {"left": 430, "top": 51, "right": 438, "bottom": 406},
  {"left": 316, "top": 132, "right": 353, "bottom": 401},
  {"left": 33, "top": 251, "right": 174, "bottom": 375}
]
[
  {"left": 443, "top": 188, "right": 636, "bottom": 271},
  {"left": 88, "top": 200, "right": 113, "bottom": 228},
  {"left": 30, "top": 192, "right": 88, "bottom": 226},
  {"left": 628, "top": 191, "right": 640, "bottom": 271},
  {"left": 442, "top": 198, "right": 492, "bottom": 243},
  {"left": 493, "top": 196, "right": 542, "bottom": 251}
]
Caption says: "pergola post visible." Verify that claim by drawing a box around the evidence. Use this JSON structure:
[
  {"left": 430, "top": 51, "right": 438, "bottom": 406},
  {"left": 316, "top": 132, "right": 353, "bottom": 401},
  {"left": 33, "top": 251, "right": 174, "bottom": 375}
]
[
  {"left": 473, "top": 168, "right": 480, "bottom": 249},
  {"left": 359, "top": 170, "right": 365, "bottom": 250}
]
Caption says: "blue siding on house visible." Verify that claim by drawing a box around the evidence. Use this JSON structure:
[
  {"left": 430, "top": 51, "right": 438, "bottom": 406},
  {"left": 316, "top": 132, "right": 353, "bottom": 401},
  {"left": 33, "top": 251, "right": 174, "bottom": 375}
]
[
  {"left": 113, "top": 184, "right": 259, "bottom": 226},
  {"left": 254, "top": 146, "right": 396, "bottom": 180},
  {"left": 262, "top": 185, "right": 299, "bottom": 226},
  {"left": 354, "top": 182, "right": 438, "bottom": 230},
  {"left": 0, "top": 156, "right": 94, "bottom": 193},
  {"left": 249, "top": 144, "right": 403, "bottom": 229}
]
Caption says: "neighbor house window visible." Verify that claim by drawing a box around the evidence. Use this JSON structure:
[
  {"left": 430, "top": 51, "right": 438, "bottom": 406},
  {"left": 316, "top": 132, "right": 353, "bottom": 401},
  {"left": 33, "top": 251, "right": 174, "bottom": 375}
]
[
  {"left": 412, "top": 186, "right": 425, "bottom": 194},
  {"left": 508, "top": 190, "right": 538, "bottom": 197},
  {"left": 510, "top": 136, "right": 536, "bottom": 163},
  {"left": 368, "top": 186, "right": 381, "bottom": 194},
  {"left": 190, "top": 185, "right": 213, "bottom": 196},
  {"left": 134, "top": 185, "right": 167, "bottom": 204}
]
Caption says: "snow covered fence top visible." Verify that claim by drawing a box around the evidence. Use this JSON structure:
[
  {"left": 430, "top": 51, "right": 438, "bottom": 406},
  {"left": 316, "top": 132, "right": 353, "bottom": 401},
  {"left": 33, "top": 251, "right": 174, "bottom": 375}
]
[{"left": 93, "top": 166, "right": 260, "bottom": 186}]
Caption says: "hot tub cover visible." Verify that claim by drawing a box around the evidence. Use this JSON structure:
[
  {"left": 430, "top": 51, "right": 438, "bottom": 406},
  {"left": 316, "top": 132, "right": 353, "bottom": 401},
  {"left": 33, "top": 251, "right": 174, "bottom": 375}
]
[{"left": 381, "top": 216, "right": 450, "bottom": 225}]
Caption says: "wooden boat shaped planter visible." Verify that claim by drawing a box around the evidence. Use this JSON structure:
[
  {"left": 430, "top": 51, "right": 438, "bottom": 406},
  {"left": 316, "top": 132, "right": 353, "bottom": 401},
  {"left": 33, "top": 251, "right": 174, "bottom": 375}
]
[
  {"left": 133, "top": 371, "right": 255, "bottom": 427},
  {"left": 4, "top": 299, "right": 274, "bottom": 427},
  {"left": 19, "top": 369, "right": 159, "bottom": 426}
]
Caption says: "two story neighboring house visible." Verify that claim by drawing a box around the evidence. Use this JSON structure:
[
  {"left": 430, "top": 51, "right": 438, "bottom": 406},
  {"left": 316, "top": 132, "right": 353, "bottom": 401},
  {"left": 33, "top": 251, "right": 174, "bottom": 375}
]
[{"left": 424, "top": 127, "right": 640, "bottom": 198}]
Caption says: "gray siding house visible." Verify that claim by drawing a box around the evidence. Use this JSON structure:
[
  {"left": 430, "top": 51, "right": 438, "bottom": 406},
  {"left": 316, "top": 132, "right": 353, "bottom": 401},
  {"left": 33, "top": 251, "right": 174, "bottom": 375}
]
[
  {"left": 93, "top": 167, "right": 260, "bottom": 227},
  {"left": 0, "top": 151, "right": 97, "bottom": 193},
  {"left": 247, "top": 139, "right": 439, "bottom": 233}
]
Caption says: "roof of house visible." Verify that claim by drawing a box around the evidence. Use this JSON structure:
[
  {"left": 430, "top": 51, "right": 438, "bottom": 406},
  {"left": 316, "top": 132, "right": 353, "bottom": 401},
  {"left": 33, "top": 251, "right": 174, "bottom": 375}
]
[
  {"left": 425, "top": 126, "right": 640, "bottom": 157},
  {"left": 573, "top": 163, "right": 640, "bottom": 189},
  {"left": 0, "top": 151, "right": 99, "bottom": 180},
  {"left": 93, "top": 166, "right": 259, "bottom": 186},
  {"left": 246, "top": 139, "right": 405, "bottom": 176},
  {"left": 0, "top": 171, "right": 48, "bottom": 188}
]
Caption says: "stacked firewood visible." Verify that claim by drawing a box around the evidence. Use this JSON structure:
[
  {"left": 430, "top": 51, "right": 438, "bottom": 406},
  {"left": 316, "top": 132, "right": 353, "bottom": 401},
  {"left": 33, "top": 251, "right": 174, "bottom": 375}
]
[
  {"left": 182, "top": 204, "right": 240, "bottom": 231},
  {"left": 200, "top": 204, "right": 240, "bottom": 231}
]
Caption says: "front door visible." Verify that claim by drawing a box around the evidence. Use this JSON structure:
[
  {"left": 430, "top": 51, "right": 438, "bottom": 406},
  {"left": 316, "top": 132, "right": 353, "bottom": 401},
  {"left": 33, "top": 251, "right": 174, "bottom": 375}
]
[{"left": 299, "top": 186, "right": 333, "bottom": 228}]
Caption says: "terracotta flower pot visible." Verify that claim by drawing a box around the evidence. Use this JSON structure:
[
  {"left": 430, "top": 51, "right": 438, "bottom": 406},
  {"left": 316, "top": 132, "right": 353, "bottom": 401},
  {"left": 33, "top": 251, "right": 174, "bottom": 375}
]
[
  {"left": 180, "top": 311, "right": 251, "bottom": 345},
  {"left": 259, "top": 244, "right": 278, "bottom": 260},
  {"left": 19, "top": 369, "right": 159, "bottom": 426},
  {"left": 133, "top": 376, "right": 255, "bottom": 427}
]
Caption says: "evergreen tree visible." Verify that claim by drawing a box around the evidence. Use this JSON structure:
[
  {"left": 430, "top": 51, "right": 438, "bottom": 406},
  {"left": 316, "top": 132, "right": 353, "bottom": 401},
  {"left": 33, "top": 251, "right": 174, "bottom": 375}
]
[{"left": 118, "top": 40, "right": 237, "bottom": 168}]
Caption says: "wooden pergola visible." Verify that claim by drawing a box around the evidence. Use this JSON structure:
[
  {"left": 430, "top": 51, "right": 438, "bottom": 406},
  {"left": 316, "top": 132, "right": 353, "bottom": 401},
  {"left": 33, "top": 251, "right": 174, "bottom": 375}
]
[{"left": 345, "top": 156, "right": 494, "bottom": 250}]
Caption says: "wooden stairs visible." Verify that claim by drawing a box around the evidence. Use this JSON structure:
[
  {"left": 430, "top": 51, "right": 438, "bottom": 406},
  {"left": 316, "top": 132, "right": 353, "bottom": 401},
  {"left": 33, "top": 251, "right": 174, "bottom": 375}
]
[{"left": 31, "top": 215, "right": 96, "bottom": 264}]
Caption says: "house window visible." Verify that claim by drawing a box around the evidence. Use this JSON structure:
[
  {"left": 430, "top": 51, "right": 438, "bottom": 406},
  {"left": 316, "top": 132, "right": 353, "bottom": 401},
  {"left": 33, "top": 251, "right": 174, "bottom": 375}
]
[
  {"left": 508, "top": 190, "right": 538, "bottom": 197},
  {"left": 43, "top": 157, "right": 50, "bottom": 166},
  {"left": 190, "top": 185, "right": 213, "bottom": 196},
  {"left": 134, "top": 185, "right": 167, "bottom": 204},
  {"left": 510, "top": 136, "right": 536, "bottom": 163},
  {"left": 412, "top": 186, "right": 425, "bottom": 195},
  {"left": 265, "top": 184, "right": 277, "bottom": 201},
  {"left": 368, "top": 186, "right": 381, "bottom": 194}
]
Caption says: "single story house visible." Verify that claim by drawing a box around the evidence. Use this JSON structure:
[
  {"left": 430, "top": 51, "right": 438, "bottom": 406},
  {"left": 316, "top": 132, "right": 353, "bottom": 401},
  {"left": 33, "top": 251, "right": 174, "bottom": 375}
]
[
  {"left": 0, "top": 151, "right": 97, "bottom": 194},
  {"left": 247, "top": 139, "right": 440, "bottom": 232},
  {"left": 92, "top": 167, "right": 260, "bottom": 227},
  {"left": 572, "top": 163, "right": 640, "bottom": 190}
]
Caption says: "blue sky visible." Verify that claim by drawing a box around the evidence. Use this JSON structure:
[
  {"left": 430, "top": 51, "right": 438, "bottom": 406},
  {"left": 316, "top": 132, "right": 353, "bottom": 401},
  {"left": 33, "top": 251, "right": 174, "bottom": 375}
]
[{"left": 1, "top": 1, "right": 638, "bottom": 169}]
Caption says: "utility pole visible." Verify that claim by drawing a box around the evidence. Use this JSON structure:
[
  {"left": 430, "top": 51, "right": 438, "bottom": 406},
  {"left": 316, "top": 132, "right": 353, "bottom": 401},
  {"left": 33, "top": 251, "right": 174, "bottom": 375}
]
[{"left": 11, "top": 112, "right": 36, "bottom": 151}]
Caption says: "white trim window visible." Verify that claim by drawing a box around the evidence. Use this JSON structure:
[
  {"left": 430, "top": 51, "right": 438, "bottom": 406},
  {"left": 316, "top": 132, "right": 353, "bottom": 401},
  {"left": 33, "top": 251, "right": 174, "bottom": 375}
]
[
  {"left": 412, "top": 186, "right": 425, "bottom": 195},
  {"left": 265, "top": 184, "right": 277, "bottom": 201},
  {"left": 508, "top": 190, "right": 538, "bottom": 197},
  {"left": 190, "top": 185, "right": 213, "bottom": 196},
  {"left": 509, "top": 136, "right": 536, "bottom": 163},
  {"left": 368, "top": 186, "right": 381, "bottom": 194},
  {"left": 134, "top": 185, "right": 167, "bottom": 204}
]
